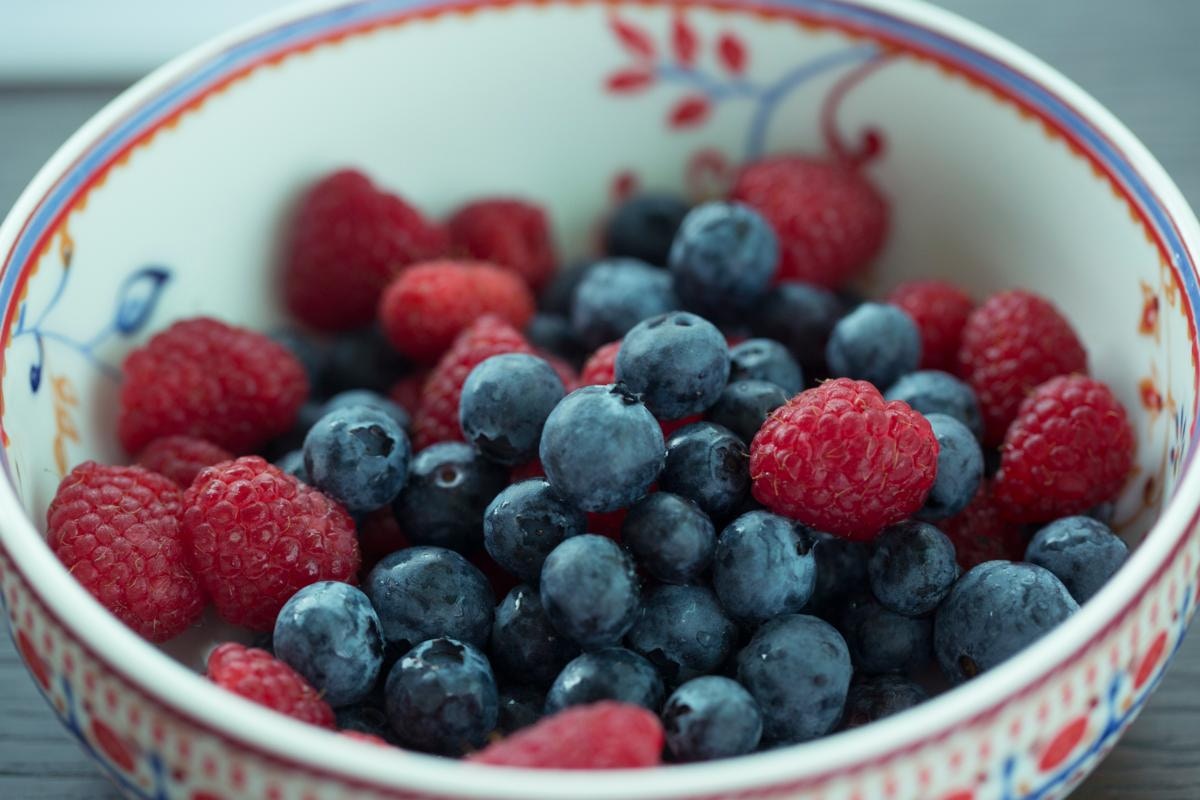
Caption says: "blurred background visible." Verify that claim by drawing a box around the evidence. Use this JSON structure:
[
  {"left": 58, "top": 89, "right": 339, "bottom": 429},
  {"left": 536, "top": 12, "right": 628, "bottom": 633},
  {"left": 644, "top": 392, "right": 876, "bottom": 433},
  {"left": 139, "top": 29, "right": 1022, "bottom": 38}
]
[{"left": 0, "top": 1, "right": 1198, "bottom": 799}]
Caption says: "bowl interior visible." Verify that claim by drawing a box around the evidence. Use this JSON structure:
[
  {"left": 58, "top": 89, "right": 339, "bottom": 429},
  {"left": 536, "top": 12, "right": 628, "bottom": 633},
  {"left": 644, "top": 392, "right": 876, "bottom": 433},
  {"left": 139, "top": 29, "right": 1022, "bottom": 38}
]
[{"left": 0, "top": 0, "right": 1196, "bottom": 788}]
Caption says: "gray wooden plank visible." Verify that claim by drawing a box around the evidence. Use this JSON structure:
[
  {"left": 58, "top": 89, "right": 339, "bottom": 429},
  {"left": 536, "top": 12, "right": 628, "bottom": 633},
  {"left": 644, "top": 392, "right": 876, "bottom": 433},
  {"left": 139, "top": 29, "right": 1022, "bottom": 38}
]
[{"left": 0, "top": 2, "right": 1197, "bottom": 798}]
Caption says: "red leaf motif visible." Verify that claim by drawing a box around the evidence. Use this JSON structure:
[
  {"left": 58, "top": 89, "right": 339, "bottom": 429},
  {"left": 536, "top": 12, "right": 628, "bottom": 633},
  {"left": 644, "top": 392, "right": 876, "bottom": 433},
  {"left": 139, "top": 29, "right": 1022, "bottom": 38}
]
[
  {"left": 1038, "top": 716, "right": 1089, "bottom": 772},
  {"left": 611, "top": 170, "right": 639, "bottom": 203},
  {"left": 940, "top": 792, "right": 974, "bottom": 800},
  {"left": 1134, "top": 630, "right": 1168, "bottom": 689},
  {"left": 16, "top": 629, "right": 49, "bottom": 690},
  {"left": 668, "top": 95, "right": 711, "bottom": 129},
  {"left": 672, "top": 14, "right": 698, "bottom": 66},
  {"left": 609, "top": 15, "right": 656, "bottom": 61},
  {"left": 91, "top": 718, "right": 138, "bottom": 772},
  {"left": 717, "top": 32, "right": 747, "bottom": 74},
  {"left": 605, "top": 68, "right": 655, "bottom": 93},
  {"left": 686, "top": 148, "right": 735, "bottom": 201}
]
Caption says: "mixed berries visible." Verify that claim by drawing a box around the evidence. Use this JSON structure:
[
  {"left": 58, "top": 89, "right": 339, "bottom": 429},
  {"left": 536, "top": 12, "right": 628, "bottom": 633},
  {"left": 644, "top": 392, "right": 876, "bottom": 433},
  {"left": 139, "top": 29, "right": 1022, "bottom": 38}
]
[{"left": 46, "top": 154, "right": 1136, "bottom": 769}]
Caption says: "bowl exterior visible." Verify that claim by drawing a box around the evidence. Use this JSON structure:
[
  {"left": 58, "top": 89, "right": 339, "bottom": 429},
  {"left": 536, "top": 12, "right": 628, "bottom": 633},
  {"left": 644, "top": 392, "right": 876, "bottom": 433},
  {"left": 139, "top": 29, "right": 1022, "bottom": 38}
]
[{"left": 1, "top": 1, "right": 1199, "bottom": 799}]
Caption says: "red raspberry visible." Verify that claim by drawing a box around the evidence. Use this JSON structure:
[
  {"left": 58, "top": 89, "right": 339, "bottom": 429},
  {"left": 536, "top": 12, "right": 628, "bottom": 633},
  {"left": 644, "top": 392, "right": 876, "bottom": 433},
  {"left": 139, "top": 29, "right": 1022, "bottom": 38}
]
[
  {"left": 357, "top": 508, "right": 411, "bottom": 565},
  {"left": 588, "top": 508, "right": 628, "bottom": 542},
  {"left": 749, "top": 379, "right": 938, "bottom": 540},
  {"left": 731, "top": 155, "right": 887, "bottom": 288},
  {"left": 47, "top": 463, "right": 205, "bottom": 642},
  {"left": 993, "top": 375, "right": 1133, "bottom": 523},
  {"left": 118, "top": 318, "right": 308, "bottom": 455},
  {"left": 539, "top": 351, "right": 578, "bottom": 392},
  {"left": 469, "top": 702, "right": 663, "bottom": 769},
  {"left": 447, "top": 198, "right": 557, "bottom": 290},
  {"left": 887, "top": 280, "right": 974, "bottom": 372},
  {"left": 379, "top": 260, "right": 535, "bottom": 362},
  {"left": 207, "top": 643, "right": 334, "bottom": 728},
  {"left": 958, "top": 290, "right": 1087, "bottom": 445},
  {"left": 937, "top": 483, "right": 1027, "bottom": 570},
  {"left": 135, "top": 436, "right": 233, "bottom": 488},
  {"left": 184, "top": 457, "right": 359, "bottom": 631},
  {"left": 579, "top": 340, "right": 621, "bottom": 386},
  {"left": 510, "top": 460, "right": 546, "bottom": 483},
  {"left": 412, "top": 316, "right": 532, "bottom": 450},
  {"left": 282, "top": 169, "right": 447, "bottom": 331},
  {"left": 388, "top": 371, "right": 429, "bottom": 418},
  {"left": 659, "top": 414, "right": 702, "bottom": 439}
]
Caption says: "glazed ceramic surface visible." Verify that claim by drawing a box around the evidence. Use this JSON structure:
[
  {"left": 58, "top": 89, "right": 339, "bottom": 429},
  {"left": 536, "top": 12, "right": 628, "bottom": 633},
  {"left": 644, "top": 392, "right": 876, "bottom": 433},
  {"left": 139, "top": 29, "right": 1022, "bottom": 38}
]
[{"left": 1, "top": 1, "right": 1198, "bottom": 799}]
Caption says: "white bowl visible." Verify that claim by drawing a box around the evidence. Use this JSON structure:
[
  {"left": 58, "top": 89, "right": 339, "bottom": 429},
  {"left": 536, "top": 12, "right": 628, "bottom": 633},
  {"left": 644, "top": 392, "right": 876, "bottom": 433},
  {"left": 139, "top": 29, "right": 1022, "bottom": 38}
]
[{"left": 1, "top": 1, "right": 1198, "bottom": 798}]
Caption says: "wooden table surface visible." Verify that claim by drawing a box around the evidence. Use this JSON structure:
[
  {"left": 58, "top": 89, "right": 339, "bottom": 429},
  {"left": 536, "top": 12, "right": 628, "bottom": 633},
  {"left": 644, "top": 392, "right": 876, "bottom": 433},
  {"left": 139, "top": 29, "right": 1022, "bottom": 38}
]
[{"left": 1, "top": 1, "right": 1198, "bottom": 797}]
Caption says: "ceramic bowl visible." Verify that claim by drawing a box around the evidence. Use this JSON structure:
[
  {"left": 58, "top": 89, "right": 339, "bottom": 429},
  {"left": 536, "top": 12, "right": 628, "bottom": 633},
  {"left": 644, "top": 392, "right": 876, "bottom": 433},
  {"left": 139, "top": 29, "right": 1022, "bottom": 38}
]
[{"left": 1, "top": 0, "right": 1198, "bottom": 798}]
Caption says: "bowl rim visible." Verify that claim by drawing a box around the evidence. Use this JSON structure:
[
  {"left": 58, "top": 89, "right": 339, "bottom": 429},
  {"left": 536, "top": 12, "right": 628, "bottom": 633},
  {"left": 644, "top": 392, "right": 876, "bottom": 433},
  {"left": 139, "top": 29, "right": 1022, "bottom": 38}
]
[{"left": 1, "top": 0, "right": 1199, "bottom": 796}]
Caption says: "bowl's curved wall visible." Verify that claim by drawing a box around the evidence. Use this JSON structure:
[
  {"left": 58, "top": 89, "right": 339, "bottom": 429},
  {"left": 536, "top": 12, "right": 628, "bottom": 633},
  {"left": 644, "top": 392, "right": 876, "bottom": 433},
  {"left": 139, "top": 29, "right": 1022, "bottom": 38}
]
[{"left": 0, "top": 1, "right": 1197, "bottom": 799}]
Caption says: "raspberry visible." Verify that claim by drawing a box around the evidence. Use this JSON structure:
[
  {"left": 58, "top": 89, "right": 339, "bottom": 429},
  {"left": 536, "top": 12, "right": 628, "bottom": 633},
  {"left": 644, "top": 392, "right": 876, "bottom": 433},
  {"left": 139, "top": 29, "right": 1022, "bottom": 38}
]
[
  {"left": 731, "top": 155, "right": 887, "bottom": 289},
  {"left": 357, "top": 508, "right": 411, "bottom": 564},
  {"left": 412, "top": 316, "right": 532, "bottom": 450},
  {"left": 588, "top": 508, "right": 628, "bottom": 541},
  {"left": 447, "top": 199, "right": 557, "bottom": 290},
  {"left": 957, "top": 290, "right": 1087, "bottom": 445},
  {"left": 48, "top": 463, "right": 205, "bottom": 642},
  {"left": 887, "top": 280, "right": 974, "bottom": 372},
  {"left": 993, "top": 375, "right": 1133, "bottom": 523},
  {"left": 389, "top": 371, "right": 428, "bottom": 418},
  {"left": 379, "top": 260, "right": 535, "bottom": 362},
  {"left": 539, "top": 351, "right": 579, "bottom": 393},
  {"left": 579, "top": 340, "right": 621, "bottom": 386},
  {"left": 118, "top": 318, "right": 308, "bottom": 455},
  {"left": 282, "top": 169, "right": 447, "bottom": 331},
  {"left": 937, "top": 483, "right": 1027, "bottom": 570},
  {"left": 469, "top": 702, "right": 663, "bottom": 769},
  {"left": 135, "top": 436, "right": 233, "bottom": 488},
  {"left": 207, "top": 643, "right": 334, "bottom": 728},
  {"left": 184, "top": 457, "right": 359, "bottom": 630},
  {"left": 749, "top": 379, "right": 938, "bottom": 540}
]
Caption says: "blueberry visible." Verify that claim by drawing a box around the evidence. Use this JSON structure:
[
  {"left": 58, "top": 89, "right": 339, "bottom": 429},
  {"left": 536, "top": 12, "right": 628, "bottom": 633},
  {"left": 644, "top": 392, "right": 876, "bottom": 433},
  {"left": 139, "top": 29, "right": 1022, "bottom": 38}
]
[
  {"left": 707, "top": 380, "right": 789, "bottom": 444},
  {"left": 496, "top": 685, "right": 545, "bottom": 734},
  {"left": 540, "top": 261, "right": 595, "bottom": 315},
  {"left": 713, "top": 511, "right": 817, "bottom": 623},
  {"left": 826, "top": 302, "right": 921, "bottom": 389},
  {"left": 918, "top": 413, "right": 983, "bottom": 520},
  {"left": 662, "top": 676, "right": 763, "bottom": 762},
  {"left": 885, "top": 370, "right": 983, "bottom": 440},
  {"left": 736, "top": 614, "right": 852, "bottom": 743},
  {"left": 539, "top": 385, "right": 664, "bottom": 512},
  {"left": 621, "top": 492, "right": 715, "bottom": 585},
  {"left": 837, "top": 594, "right": 932, "bottom": 675},
  {"left": 526, "top": 313, "right": 586, "bottom": 365},
  {"left": 335, "top": 696, "right": 393, "bottom": 741},
  {"left": 841, "top": 675, "right": 928, "bottom": 729},
  {"left": 934, "top": 561, "right": 1079, "bottom": 684},
  {"left": 384, "top": 637, "right": 498, "bottom": 755},
  {"left": 616, "top": 312, "right": 731, "bottom": 419},
  {"left": 393, "top": 442, "right": 508, "bottom": 551},
  {"left": 544, "top": 647, "right": 664, "bottom": 713},
  {"left": 271, "top": 328, "right": 329, "bottom": 388},
  {"left": 728, "top": 339, "right": 804, "bottom": 395},
  {"left": 274, "top": 449, "right": 309, "bottom": 483},
  {"left": 539, "top": 534, "right": 640, "bottom": 648},
  {"left": 490, "top": 584, "right": 580, "bottom": 687},
  {"left": 668, "top": 202, "right": 778, "bottom": 319},
  {"left": 303, "top": 405, "right": 411, "bottom": 514},
  {"left": 605, "top": 193, "right": 690, "bottom": 267},
  {"left": 659, "top": 422, "right": 749, "bottom": 520},
  {"left": 273, "top": 582, "right": 384, "bottom": 707},
  {"left": 318, "top": 326, "right": 408, "bottom": 396},
  {"left": 365, "top": 546, "right": 495, "bottom": 652},
  {"left": 753, "top": 282, "right": 843, "bottom": 376},
  {"left": 460, "top": 354, "right": 566, "bottom": 465},
  {"left": 867, "top": 521, "right": 958, "bottom": 617},
  {"left": 321, "top": 389, "right": 410, "bottom": 431},
  {"left": 1025, "top": 516, "right": 1128, "bottom": 603},
  {"left": 571, "top": 258, "right": 679, "bottom": 348},
  {"left": 626, "top": 585, "right": 737, "bottom": 685},
  {"left": 803, "top": 531, "right": 869, "bottom": 618},
  {"left": 483, "top": 479, "right": 587, "bottom": 583}
]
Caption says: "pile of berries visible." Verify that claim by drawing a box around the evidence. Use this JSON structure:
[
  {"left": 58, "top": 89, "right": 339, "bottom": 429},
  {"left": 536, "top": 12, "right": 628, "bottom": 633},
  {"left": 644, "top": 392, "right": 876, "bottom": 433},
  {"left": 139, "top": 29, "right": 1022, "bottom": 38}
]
[{"left": 46, "top": 157, "right": 1135, "bottom": 768}]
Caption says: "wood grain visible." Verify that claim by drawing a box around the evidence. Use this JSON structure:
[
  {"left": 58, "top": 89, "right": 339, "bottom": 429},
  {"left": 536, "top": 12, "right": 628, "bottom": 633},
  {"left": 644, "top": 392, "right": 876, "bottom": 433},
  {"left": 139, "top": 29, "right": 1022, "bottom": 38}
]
[{"left": 0, "top": 1, "right": 1197, "bottom": 797}]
